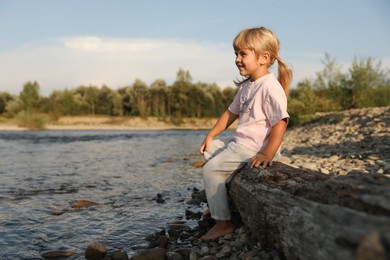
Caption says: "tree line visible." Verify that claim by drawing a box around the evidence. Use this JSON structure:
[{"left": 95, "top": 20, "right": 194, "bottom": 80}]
[
  {"left": 0, "top": 55, "right": 389, "bottom": 127},
  {"left": 0, "top": 69, "right": 236, "bottom": 120}
]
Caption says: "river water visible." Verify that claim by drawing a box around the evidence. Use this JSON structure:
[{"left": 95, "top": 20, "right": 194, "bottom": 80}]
[{"left": 0, "top": 130, "right": 233, "bottom": 259}]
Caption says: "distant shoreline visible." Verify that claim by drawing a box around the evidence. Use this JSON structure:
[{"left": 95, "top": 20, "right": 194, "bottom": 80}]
[
  {"left": 0, "top": 116, "right": 222, "bottom": 131},
  {"left": 0, "top": 126, "right": 212, "bottom": 131}
]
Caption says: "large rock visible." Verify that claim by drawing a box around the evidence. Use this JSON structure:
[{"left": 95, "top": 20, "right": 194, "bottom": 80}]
[{"left": 227, "top": 162, "right": 390, "bottom": 260}]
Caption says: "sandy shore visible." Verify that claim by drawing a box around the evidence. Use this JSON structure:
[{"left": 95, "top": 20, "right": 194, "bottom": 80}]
[{"left": 0, "top": 116, "right": 224, "bottom": 131}]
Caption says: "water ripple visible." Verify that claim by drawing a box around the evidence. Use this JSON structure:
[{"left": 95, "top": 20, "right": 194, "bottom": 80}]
[{"left": 0, "top": 130, "right": 235, "bottom": 258}]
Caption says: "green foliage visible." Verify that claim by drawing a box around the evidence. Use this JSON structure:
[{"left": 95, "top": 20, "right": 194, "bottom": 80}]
[
  {"left": 222, "top": 87, "right": 238, "bottom": 108},
  {"left": 0, "top": 92, "right": 14, "bottom": 114},
  {"left": 345, "top": 57, "right": 390, "bottom": 108},
  {"left": 288, "top": 55, "right": 389, "bottom": 126},
  {"left": 20, "top": 81, "right": 41, "bottom": 112},
  {"left": 150, "top": 79, "right": 169, "bottom": 117},
  {"left": 131, "top": 79, "right": 150, "bottom": 117},
  {"left": 73, "top": 86, "right": 99, "bottom": 114},
  {"left": 14, "top": 111, "right": 49, "bottom": 130},
  {"left": 48, "top": 89, "right": 86, "bottom": 116},
  {"left": 5, "top": 98, "right": 24, "bottom": 117},
  {"left": 176, "top": 68, "right": 192, "bottom": 83}
]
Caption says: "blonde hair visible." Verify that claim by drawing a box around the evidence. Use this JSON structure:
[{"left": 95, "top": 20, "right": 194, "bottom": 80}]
[{"left": 233, "top": 27, "right": 292, "bottom": 95}]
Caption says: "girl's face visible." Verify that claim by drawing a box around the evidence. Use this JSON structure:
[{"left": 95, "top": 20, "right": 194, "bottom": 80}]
[
  {"left": 235, "top": 48, "right": 261, "bottom": 79},
  {"left": 235, "top": 48, "right": 269, "bottom": 81}
]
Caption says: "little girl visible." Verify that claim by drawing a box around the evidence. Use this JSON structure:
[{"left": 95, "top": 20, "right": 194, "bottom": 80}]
[{"left": 199, "top": 27, "right": 292, "bottom": 241}]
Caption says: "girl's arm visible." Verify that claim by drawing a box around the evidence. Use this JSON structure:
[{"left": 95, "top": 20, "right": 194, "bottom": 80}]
[
  {"left": 250, "top": 118, "right": 288, "bottom": 168},
  {"left": 200, "top": 110, "right": 238, "bottom": 154}
]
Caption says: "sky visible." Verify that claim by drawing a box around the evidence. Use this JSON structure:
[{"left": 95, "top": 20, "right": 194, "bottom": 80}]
[{"left": 0, "top": 0, "right": 389, "bottom": 96}]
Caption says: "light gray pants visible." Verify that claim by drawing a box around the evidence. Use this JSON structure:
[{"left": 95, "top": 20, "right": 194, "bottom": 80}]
[{"left": 203, "top": 139, "right": 257, "bottom": 220}]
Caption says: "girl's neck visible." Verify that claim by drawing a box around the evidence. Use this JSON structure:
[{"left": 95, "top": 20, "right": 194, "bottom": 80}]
[{"left": 250, "top": 68, "right": 270, "bottom": 82}]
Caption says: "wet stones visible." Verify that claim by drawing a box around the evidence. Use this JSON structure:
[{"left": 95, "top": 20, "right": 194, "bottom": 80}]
[
  {"left": 72, "top": 199, "right": 98, "bottom": 210},
  {"left": 133, "top": 189, "right": 280, "bottom": 260},
  {"left": 85, "top": 242, "right": 107, "bottom": 259},
  {"left": 41, "top": 250, "right": 74, "bottom": 259},
  {"left": 155, "top": 193, "right": 165, "bottom": 204},
  {"left": 83, "top": 242, "right": 129, "bottom": 260},
  {"left": 191, "top": 161, "right": 205, "bottom": 168}
]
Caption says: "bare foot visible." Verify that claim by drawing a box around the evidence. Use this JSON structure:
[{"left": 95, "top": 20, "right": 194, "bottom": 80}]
[
  {"left": 203, "top": 208, "right": 211, "bottom": 218},
  {"left": 201, "top": 220, "right": 235, "bottom": 241}
]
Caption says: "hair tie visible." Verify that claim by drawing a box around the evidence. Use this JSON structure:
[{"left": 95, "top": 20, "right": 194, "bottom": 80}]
[{"left": 275, "top": 56, "right": 281, "bottom": 62}]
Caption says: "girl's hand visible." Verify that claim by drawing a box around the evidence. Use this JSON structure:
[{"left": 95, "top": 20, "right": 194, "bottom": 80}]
[
  {"left": 199, "top": 135, "right": 213, "bottom": 154},
  {"left": 250, "top": 153, "right": 273, "bottom": 169}
]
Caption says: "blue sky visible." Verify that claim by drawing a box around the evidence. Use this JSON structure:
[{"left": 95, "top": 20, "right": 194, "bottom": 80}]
[{"left": 0, "top": 0, "right": 389, "bottom": 96}]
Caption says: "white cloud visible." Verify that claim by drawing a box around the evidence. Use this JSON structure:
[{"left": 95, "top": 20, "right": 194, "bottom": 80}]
[
  {"left": 2, "top": 36, "right": 387, "bottom": 96},
  {"left": 0, "top": 36, "right": 237, "bottom": 95}
]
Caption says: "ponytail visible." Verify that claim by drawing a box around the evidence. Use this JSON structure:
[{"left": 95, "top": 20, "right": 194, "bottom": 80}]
[{"left": 275, "top": 56, "right": 292, "bottom": 96}]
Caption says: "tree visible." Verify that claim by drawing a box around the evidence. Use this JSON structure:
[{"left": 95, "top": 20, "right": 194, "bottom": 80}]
[
  {"left": 111, "top": 90, "right": 123, "bottom": 116},
  {"left": 206, "top": 83, "right": 225, "bottom": 116},
  {"left": 0, "top": 92, "right": 14, "bottom": 114},
  {"left": 169, "top": 69, "right": 194, "bottom": 117},
  {"left": 48, "top": 89, "right": 88, "bottom": 116},
  {"left": 118, "top": 86, "right": 133, "bottom": 116},
  {"left": 345, "top": 57, "right": 389, "bottom": 108},
  {"left": 150, "top": 79, "right": 169, "bottom": 117},
  {"left": 313, "top": 53, "right": 344, "bottom": 91},
  {"left": 187, "top": 84, "right": 213, "bottom": 117},
  {"left": 170, "top": 80, "right": 190, "bottom": 117},
  {"left": 95, "top": 85, "right": 117, "bottom": 115},
  {"left": 131, "top": 79, "right": 150, "bottom": 117},
  {"left": 74, "top": 85, "right": 99, "bottom": 114},
  {"left": 20, "top": 81, "right": 40, "bottom": 112},
  {"left": 176, "top": 68, "right": 192, "bottom": 83},
  {"left": 222, "top": 87, "right": 237, "bottom": 109},
  {"left": 5, "top": 98, "right": 23, "bottom": 117},
  {"left": 312, "top": 53, "right": 346, "bottom": 110}
]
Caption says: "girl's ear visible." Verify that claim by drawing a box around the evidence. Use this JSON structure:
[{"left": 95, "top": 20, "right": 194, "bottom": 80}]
[{"left": 259, "top": 52, "right": 271, "bottom": 66}]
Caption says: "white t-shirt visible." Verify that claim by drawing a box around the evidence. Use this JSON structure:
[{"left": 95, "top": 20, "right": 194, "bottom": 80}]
[{"left": 228, "top": 73, "right": 289, "bottom": 152}]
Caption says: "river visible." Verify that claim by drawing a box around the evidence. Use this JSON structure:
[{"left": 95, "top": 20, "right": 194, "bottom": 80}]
[{"left": 0, "top": 130, "right": 233, "bottom": 259}]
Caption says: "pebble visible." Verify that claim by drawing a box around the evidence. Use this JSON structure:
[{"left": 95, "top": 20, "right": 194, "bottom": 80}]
[
  {"left": 328, "top": 155, "right": 339, "bottom": 162},
  {"left": 301, "top": 162, "right": 318, "bottom": 171},
  {"left": 200, "top": 246, "right": 209, "bottom": 255}
]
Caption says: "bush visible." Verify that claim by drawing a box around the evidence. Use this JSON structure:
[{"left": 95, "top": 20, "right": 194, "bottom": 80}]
[{"left": 15, "top": 111, "right": 49, "bottom": 130}]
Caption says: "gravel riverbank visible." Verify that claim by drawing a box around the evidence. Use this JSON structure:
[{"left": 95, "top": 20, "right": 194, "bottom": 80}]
[{"left": 281, "top": 106, "right": 389, "bottom": 175}]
